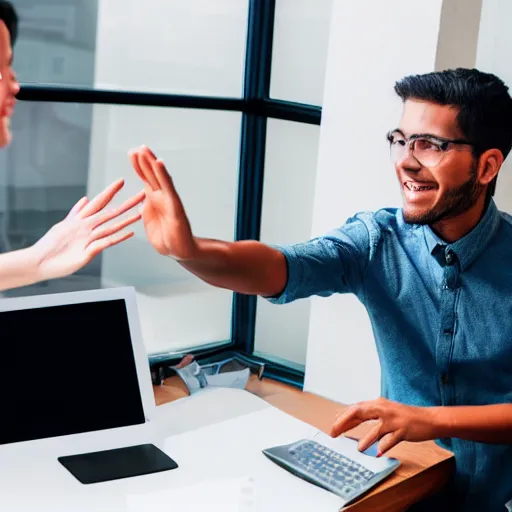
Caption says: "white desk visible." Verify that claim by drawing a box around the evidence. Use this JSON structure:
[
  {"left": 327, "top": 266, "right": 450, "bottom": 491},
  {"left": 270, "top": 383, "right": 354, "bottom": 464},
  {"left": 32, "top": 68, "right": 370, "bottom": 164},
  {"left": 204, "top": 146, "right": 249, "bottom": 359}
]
[{"left": 0, "top": 388, "right": 344, "bottom": 512}]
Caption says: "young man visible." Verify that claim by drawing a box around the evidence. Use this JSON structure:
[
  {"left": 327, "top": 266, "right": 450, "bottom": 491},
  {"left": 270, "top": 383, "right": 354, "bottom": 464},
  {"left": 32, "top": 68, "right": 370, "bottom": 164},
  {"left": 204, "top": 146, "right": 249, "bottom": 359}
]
[
  {"left": 0, "top": 2, "right": 144, "bottom": 292},
  {"left": 130, "top": 67, "right": 512, "bottom": 511}
]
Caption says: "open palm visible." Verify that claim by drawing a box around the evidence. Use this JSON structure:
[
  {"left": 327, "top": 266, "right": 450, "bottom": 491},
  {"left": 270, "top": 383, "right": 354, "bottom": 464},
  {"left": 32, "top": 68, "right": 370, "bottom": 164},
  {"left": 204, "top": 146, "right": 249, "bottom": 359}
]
[
  {"left": 33, "top": 179, "right": 145, "bottom": 281},
  {"left": 129, "top": 146, "right": 197, "bottom": 260}
]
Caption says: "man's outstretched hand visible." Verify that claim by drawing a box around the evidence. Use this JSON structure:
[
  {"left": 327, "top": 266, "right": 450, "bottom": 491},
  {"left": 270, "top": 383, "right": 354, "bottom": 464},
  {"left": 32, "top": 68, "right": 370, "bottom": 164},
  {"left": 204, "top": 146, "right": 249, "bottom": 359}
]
[
  {"left": 128, "top": 145, "right": 286, "bottom": 297},
  {"left": 32, "top": 178, "right": 145, "bottom": 281},
  {"left": 128, "top": 145, "right": 197, "bottom": 260}
]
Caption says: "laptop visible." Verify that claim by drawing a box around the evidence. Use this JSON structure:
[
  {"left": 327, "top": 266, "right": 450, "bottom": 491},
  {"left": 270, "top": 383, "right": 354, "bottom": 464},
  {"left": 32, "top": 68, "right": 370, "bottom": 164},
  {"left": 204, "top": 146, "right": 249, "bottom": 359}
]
[{"left": 0, "top": 287, "right": 176, "bottom": 484}]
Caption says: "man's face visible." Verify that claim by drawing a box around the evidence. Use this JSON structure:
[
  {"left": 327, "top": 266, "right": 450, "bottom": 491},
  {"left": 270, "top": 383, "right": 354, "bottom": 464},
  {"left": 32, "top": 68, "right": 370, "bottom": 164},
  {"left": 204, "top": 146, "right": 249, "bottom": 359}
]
[
  {"left": 0, "top": 20, "right": 19, "bottom": 148},
  {"left": 392, "top": 100, "right": 482, "bottom": 225}
]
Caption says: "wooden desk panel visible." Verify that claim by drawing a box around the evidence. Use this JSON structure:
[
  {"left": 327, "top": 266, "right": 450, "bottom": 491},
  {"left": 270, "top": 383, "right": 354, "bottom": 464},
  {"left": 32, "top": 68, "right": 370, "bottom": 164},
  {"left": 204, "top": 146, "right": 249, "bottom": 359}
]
[{"left": 154, "top": 375, "right": 454, "bottom": 512}]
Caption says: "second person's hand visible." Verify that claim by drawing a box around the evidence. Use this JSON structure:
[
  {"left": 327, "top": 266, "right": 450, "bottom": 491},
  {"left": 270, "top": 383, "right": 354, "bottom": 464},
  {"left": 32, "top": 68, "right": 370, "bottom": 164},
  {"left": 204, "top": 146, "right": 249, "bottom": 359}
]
[
  {"left": 32, "top": 178, "right": 145, "bottom": 282},
  {"left": 128, "top": 145, "right": 198, "bottom": 260}
]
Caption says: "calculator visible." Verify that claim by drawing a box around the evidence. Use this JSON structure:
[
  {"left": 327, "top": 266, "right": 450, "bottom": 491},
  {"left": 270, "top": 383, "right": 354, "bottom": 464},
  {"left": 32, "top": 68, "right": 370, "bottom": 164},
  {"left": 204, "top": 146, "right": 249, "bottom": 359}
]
[{"left": 263, "top": 435, "right": 400, "bottom": 506}]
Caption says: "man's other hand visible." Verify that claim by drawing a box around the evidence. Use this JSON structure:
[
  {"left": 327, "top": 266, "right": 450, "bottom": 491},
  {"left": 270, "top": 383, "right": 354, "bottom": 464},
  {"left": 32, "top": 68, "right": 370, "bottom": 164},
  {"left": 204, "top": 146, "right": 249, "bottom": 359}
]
[{"left": 330, "top": 397, "right": 439, "bottom": 456}]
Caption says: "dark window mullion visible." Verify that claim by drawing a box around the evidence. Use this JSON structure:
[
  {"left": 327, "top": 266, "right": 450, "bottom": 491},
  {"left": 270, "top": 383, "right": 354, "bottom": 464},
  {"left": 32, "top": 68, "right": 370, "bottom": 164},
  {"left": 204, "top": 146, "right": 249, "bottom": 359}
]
[
  {"left": 18, "top": 87, "right": 321, "bottom": 125},
  {"left": 263, "top": 98, "right": 321, "bottom": 125},
  {"left": 17, "top": 85, "right": 246, "bottom": 111},
  {"left": 231, "top": 0, "right": 276, "bottom": 354}
]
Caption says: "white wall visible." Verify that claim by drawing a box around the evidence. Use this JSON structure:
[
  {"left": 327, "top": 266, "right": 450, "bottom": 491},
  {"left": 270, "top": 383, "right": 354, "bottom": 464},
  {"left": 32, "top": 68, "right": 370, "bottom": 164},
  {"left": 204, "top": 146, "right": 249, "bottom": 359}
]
[{"left": 304, "top": 0, "right": 450, "bottom": 404}]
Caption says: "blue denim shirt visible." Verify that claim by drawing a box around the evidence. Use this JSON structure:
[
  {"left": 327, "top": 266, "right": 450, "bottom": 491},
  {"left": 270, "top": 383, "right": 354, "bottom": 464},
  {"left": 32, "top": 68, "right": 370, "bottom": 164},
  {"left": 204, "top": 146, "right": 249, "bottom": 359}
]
[{"left": 267, "top": 200, "right": 512, "bottom": 511}]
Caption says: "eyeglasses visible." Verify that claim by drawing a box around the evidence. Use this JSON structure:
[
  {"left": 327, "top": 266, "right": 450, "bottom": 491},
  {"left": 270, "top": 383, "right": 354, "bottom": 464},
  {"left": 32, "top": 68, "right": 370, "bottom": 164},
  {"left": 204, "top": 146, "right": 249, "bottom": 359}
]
[{"left": 387, "top": 130, "right": 475, "bottom": 167}]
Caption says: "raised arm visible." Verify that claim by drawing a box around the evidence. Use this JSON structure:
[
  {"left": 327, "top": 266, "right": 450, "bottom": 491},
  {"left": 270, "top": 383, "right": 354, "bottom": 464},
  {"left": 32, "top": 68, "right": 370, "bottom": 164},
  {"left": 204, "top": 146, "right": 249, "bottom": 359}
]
[
  {"left": 128, "top": 146, "right": 287, "bottom": 297},
  {"left": 129, "top": 146, "right": 372, "bottom": 302}
]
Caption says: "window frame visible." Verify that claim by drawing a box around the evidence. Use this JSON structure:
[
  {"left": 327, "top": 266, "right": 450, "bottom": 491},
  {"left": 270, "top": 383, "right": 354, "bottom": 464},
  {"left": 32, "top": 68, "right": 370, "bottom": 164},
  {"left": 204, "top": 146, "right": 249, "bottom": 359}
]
[{"left": 16, "top": 0, "right": 322, "bottom": 388}]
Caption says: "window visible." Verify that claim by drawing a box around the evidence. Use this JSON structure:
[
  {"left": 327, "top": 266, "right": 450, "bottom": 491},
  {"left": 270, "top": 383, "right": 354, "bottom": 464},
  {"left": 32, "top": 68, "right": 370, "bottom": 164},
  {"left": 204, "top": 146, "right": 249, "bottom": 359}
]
[
  {"left": 11, "top": 1, "right": 332, "bottom": 387},
  {"left": 14, "top": 0, "right": 98, "bottom": 86},
  {"left": 94, "top": 0, "right": 248, "bottom": 97},
  {"left": 2, "top": 100, "right": 240, "bottom": 356},
  {"left": 15, "top": 0, "right": 249, "bottom": 96},
  {"left": 270, "top": 0, "right": 333, "bottom": 105}
]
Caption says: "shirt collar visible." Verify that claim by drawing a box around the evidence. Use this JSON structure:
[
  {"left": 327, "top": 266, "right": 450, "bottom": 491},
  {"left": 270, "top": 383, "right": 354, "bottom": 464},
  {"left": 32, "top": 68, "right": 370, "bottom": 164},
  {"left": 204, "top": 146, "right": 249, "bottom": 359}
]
[
  {"left": 424, "top": 222, "right": 443, "bottom": 255},
  {"left": 423, "top": 200, "right": 501, "bottom": 270}
]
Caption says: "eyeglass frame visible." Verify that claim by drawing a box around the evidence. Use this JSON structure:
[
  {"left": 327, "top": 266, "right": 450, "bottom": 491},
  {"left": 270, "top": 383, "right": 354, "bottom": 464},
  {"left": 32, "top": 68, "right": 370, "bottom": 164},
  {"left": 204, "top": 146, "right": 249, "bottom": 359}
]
[{"left": 386, "top": 129, "right": 476, "bottom": 167}]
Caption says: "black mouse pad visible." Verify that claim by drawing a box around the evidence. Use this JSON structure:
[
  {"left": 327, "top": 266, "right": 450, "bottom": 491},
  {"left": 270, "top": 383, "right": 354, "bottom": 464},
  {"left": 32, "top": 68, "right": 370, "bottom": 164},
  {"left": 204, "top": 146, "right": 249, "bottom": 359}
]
[{"left": 58, "top": 443, "right": 178, "bottom": 484}]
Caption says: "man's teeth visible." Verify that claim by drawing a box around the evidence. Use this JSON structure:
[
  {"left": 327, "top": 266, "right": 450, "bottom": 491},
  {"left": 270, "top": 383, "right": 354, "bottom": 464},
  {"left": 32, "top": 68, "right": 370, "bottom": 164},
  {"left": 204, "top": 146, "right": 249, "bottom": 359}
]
[{"left": 407, "top": 183, "right": 435, "bottom": 191}]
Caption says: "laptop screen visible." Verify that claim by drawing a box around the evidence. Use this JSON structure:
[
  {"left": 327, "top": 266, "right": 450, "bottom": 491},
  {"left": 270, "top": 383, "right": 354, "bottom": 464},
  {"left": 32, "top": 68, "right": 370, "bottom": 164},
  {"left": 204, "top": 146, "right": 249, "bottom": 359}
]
[{"left": 0, "top": 298, "right": 146, "bottom": 445}]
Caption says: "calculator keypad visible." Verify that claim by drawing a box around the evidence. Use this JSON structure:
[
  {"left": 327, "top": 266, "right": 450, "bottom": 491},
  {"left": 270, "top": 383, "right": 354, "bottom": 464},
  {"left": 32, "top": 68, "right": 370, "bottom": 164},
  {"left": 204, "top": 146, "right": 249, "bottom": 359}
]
[{"left": 288, "top": 440, "right": 375, "bottom": 499}]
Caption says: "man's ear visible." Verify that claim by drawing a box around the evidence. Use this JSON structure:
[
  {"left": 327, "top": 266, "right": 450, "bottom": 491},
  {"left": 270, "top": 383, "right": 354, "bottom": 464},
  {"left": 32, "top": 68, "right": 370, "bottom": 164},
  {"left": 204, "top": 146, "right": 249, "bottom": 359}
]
[{"left": 477, "top": 148, "right": 503, "bottom": 187}]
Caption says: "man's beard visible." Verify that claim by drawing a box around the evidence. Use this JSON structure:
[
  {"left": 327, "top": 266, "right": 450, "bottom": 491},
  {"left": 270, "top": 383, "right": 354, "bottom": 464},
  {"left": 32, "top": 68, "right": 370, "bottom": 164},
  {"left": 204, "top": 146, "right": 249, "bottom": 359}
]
[{"left": 402, "top": 166, "right": 483, "bottom": 225}]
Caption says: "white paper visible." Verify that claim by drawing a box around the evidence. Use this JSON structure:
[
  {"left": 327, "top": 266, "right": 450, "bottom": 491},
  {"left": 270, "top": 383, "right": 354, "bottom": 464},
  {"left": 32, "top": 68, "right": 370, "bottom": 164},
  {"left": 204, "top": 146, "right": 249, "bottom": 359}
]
[
  {"left": 205, "top": 368, "right": 251, "bottom": 389},
  {"left": 127, "top": 476, "right": 256, "bottom": 512},
  {"left": 161, "top": 406, "right": 343, "bottom": 512}
]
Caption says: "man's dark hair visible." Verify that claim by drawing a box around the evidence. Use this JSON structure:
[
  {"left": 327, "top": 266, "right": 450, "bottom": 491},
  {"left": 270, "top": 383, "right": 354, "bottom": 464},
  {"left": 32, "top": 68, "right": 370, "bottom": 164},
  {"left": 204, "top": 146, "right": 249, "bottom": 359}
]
[
  {"left": 0, "top": 1, "right": 17, "bottom": 45},
  {"left": 394, "top": 68, "right": 512, "bottom": 195}
]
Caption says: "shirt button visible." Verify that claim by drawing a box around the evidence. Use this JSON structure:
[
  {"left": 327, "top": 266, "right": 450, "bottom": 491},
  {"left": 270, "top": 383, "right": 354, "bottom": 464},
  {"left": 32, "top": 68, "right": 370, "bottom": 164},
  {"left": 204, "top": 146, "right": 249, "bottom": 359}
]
[
  {"left": 445, "top": 251, "right": 455, "bottom": 265},
  {"left": 441, "top": 373, "right": 449, "bottom": 385}
]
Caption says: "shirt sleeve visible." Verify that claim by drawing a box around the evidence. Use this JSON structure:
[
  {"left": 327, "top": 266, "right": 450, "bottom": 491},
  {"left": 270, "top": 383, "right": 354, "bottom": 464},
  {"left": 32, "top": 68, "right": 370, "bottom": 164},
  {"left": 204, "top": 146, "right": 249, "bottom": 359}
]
[{"left": 266, "top": 213, "right": 374, "bottom": 304}]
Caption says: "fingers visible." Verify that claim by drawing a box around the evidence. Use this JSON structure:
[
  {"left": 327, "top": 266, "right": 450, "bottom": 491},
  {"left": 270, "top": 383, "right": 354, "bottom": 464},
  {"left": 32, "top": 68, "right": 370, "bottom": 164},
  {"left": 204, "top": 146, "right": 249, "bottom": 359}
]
[
  {"left": 68, "top": 196, "right": 89, "bottom": 217},
  {"left": 130, "top": 149, "right": 158, "bottom": 192},
  {"left": 129, "top": 149, "right": 147, "bottom": 185},
  {"left": 142, "top": 145, "right": 157, "bottom": 159},
  {"left": 130, "top": 146, "right": 159, "bottom": 191},
  {"left": 138, "top": 151, "right": 160, "bottom": 191},
  {"left": 140, "top": 152, "right": 173, "bottom": 193},
  {"left": 129, "top": 146, "right": 176, "bottom": 194},
  {"left": 88, "top": 213, "right": 142, "bottom": 245},
  {"left": 80, "top": 179, "right": 125, "bottom": 218},
  {"left": 357, "top": 421, "right": 383, "bottom": 452},
  {"left": 86, "top": 231, "right": 135, "bottom": 260},
  {"left": 131, "top": 146, "right": 188, "bottom": 222},
  {"left": 153, "top": 158, "right": 187, "bottom": 217},
  {"left": 330, "top": 403, "right": 379, "bottom": 438},
  {"left": 90, "top": 190, "right": 145, "bottom": 229},
  {"left": 330, "top": 409, "right": 356, "bottom": 438},
  {"left": 377, "top": 431, "right": 403, "bottom": 456}
]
